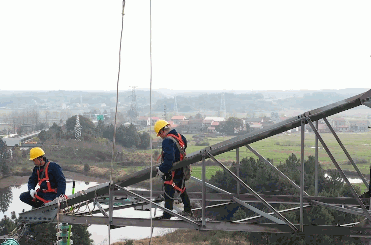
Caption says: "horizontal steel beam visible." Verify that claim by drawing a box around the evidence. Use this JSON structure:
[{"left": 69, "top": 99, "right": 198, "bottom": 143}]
[
  {"left": 128, "top": 191, "right": 370, "bottom": 206},
  {"left": 57, "top": 214, "right": 371, "bottom": 237}
]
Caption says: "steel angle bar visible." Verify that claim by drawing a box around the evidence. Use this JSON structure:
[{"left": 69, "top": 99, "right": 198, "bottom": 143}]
[
  {"left": 94, "top": 199, "right": 108, "bottom": 217},
  {"left": 207, "top": 152, "right": 298, "bottom": 231},
  {"left": 246, "top": 145, "right": 309, "bottom": 196},
  {"left": 202, "top": 153, "right": 206, "bottom": 227},
  {"left": 114, "top": 184, "right": 200, "bottom": 228},
  {"left": 300, "top": 119, "right": 305, "bottom": 232},
  {"left": 130, "top": 190, "right": 369, "bottom": 206},
  {"left": 52, "top": 214, "right": 371, "bottom": 236},
  {"left": 315, "top": 120, "right": 319, "bottom": 196},
  {"left": 323, "top": 117, "right": 368, "bottom": 187},
  {"left": 77, "top": 199, "right": 164, "bottom": 216},
  {"left": 192, "top": 202, "right": 234, "bottom": 213},
  {"left": 191, "top": 176, "right": 285, "bottom": 224},
  {"left": 236, "top": 205, "right": 311, "bottom": 223},
  {"left": 306, "top": 118, "right": 371, "bottom": 222}
]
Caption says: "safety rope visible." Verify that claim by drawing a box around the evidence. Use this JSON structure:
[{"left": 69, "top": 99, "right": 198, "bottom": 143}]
[
  {"left": 108, "top": 0, "right": 126, "bottom": 244},
  {"left": 149, "top": 0, "right": 154, "bottom": 244}
]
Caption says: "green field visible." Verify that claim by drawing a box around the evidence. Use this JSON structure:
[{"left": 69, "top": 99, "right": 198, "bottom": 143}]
[
  {"left": 143, "top": 131, "right": 371, "bottom": 177},
  {"left": 185, "top": 132, "right": 371, "bottom": 171}
]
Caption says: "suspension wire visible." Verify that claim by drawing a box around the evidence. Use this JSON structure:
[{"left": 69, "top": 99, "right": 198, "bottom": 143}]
[
  {"left": 149, "top": 0, "right": 154, "bottom": 244},
  {"left": 109, "top": 0, "right": 126, "bottom": 244}
]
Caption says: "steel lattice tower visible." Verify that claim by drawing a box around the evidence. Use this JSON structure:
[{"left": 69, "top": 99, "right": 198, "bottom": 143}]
[
  {"left": 220, "top": 93, "right": 227, "bottom": 118},
  {"left": 74, "top": 115, "right": 82, "bottom": 141},
  {"left": 128, "top": 86, "right": 138, "bottom": 123},
  {"left": 174, "top": 96, "right": 178, "bottom": 115}
]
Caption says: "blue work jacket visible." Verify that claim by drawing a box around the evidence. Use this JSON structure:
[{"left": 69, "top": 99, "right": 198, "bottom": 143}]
[
  {"left": 159, "top": 129, "right": 187, "bottom": 179},
  {"left": 28, "top": 161, "right": 66, "bottom": 200}
]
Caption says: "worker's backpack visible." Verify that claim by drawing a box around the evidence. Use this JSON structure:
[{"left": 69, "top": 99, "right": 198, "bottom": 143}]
[{"left": 166, "top": 134, "right": 191, "bottom": 181}]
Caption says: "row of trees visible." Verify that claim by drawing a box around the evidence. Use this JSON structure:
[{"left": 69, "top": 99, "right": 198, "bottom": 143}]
[
  {"left": 208, "top": 154, "right": 363, "bottom": 244},
  {"left": 38, "top": 115, "right": 151, "bottom": 149}
]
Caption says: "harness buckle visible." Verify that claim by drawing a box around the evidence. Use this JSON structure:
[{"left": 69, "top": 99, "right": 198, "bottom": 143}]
[{"left": 171, "top": 183, "right": 176, "bottom": 187}]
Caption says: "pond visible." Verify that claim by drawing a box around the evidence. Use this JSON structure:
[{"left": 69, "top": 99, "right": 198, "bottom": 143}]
[{"left": 0, "top": 180, "right": 175, "bottom": 245}]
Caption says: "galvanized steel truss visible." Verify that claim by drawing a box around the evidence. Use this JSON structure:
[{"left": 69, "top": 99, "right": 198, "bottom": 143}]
[{"left": 18, "top": 89, "right": 371, "bottom": 237}]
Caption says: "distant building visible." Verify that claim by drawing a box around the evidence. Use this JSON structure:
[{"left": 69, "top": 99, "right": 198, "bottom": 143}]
[
  {"left": 3, "top": 138, "right": 21, "bottom": 147},
  {"left": 202, "top": 117, "right": 225, "bottom": 129},
  {"left": 249, "top": 122, "right": 263, "bottom": 131},
  {"left": 349, "top": 120, "right": 369, "bottom": 132},
  {"left": 171, "top": 115, "right": 187, "bottom": 124}
]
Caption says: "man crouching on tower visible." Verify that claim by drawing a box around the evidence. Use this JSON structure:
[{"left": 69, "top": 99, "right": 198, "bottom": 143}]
[
  {"left": 20, "top": 147, "right": 66, "bottom": 209},
  {"left": 154, "top": 120, "right": 193, "bottom": 219}
]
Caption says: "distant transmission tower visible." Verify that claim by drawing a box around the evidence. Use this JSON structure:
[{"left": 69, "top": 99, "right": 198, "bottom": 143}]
[
  {"left": 74, "top": 115, "right": 82, "bottom": 141},
  {"left": 174, "top": 96, "right": 178, "bottom": 115},
  {"left": 220, "top": 93, "right": 227, "bottom": 118},
  {"left": 128, "top": 86, "right": 138, "bottom": 123},
  {"left": 163, "top": 105, "right": 167, "bottom": 120}
]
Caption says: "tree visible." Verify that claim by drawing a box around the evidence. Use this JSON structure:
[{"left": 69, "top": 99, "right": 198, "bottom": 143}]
[
  {"left": 65, "top": 115, "right": 95, "bottom": 139},
  {"left": 218, "top": 117, "right": 243, "bottom": 135},
  {"left": 138, "top": 132, "right": 150, "bottom": 149},
  {"left": 0, "top": 138, "right": 10, "bottom": 176},
  {"left": 0, "top": 187, "right": 12, "bottom": 213}
]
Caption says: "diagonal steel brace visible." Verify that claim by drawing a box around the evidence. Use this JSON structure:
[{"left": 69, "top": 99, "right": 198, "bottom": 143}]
[
  {"left": 246, "top": 145, "right": 309, "bottom": 196},
  {"left": 207, "top": 152, "right": 298, "bottom": 232},
  {"left": 306, "top": 117, "right": 371, "bottom": 222},
  {"left": 323, "top": 117, "right": 368, "bottom": 187},
  {"left": 114, "top": 184, "right": 201, "bottom": 228},
  {"left": 191, "top": 176, "right": 285, "bottom": 224}
]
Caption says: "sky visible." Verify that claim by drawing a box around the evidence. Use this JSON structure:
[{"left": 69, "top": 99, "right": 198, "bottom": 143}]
[{"left": 1, "top": 0, "right": 371, "bottom": 92}]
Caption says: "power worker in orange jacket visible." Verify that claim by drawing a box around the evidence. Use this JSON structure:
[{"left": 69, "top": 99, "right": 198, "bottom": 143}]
[
  {"left": 20, "top": 147, "right": 66, "bottom": 208},
  {"left": 154, "top": 120, "right": 193, "bottom": 219}
]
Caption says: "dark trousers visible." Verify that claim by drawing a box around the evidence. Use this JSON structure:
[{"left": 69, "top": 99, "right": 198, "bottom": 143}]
[
  {"left": 163, "top": 178, "right": 191, "bottom": 219},
  {"left": 20, "top": 191, "right": 57, "bottom": 208},
  {"left": 20, "top": 191, "right": 45, "bottom": 208}
]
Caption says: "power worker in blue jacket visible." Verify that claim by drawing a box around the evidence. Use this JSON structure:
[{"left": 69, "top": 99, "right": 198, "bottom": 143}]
[
  {"left": 20, "top": 147, "right": 66, "bottom": 208},
  {"left": 154, "top": 120, "right": 192, "bottom": 219}
]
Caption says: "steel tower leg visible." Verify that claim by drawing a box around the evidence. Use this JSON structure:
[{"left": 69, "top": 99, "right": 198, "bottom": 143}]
[
  {"left": 202, "top": 151, "right": 206, "bottom": 227},
  {"left": 315, "top": 120, "right": 319, "bottom": 196},
  {"left": 300, "top": 119, "right": 305, "bottom": 232}
]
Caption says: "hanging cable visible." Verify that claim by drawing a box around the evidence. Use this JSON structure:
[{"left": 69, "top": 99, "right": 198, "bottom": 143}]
[
  {"left": 149, "top": 0, "right": 154, "bottom": 244},
  {"left": 109, "top": 0, "right": 126, "bottom": 244}
]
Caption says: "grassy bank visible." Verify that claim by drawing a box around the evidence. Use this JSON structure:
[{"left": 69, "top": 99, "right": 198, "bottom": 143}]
[{"left": 112, "top": 229, "right": 250, "bottom": 245}]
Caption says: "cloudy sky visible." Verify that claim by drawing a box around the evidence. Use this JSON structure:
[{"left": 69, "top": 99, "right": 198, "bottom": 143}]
[{"left": 1, "top": 0, "right": 370, "bottom": 92}]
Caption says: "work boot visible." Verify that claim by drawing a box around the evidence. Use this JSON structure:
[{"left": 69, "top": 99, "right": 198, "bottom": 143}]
[{"left": 154, "top": 214, "right": 172, "bottom": 220}]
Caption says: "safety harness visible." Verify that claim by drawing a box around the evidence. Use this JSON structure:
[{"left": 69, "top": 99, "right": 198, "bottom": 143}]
[
  {"left": 33, "top": 162, "right": 58, "bottom": 204},
  {"left": 162, "top": 133, "right": 187, "bottom": 194}
]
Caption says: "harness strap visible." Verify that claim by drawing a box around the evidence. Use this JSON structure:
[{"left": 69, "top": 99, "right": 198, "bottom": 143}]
[
  {"left": 163, "top": 171, "right": 186, "bottom": 194},
  {"left": 34, "top": 194, "right": 51, "bottom": 204},
  {"left": 36, "top": 162, "right": 57, "bottom": 194},
  {"left": 162, "top": 133, "right": 187, "bottom": 193}
]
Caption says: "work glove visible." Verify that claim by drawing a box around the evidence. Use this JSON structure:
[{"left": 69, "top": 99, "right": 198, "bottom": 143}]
[
  {"left": 156, "top": 167, "right": 164, "bottom": 178},
  {"left": 29, "top": 189, "right": 36, "bottom": 198}
]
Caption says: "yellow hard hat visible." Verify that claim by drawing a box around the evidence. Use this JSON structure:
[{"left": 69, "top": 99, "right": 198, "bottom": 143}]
[
  {"left": 154, "top": 120, "right": 169, "bottom": 135},
  {"left": 29, "top": 147, "right": 45, "bottom": 160}
]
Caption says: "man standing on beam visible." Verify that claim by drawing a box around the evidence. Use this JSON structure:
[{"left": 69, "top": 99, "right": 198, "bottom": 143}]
[{"left": 154, "top": 120, "right": 193, "bottom": 219}]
